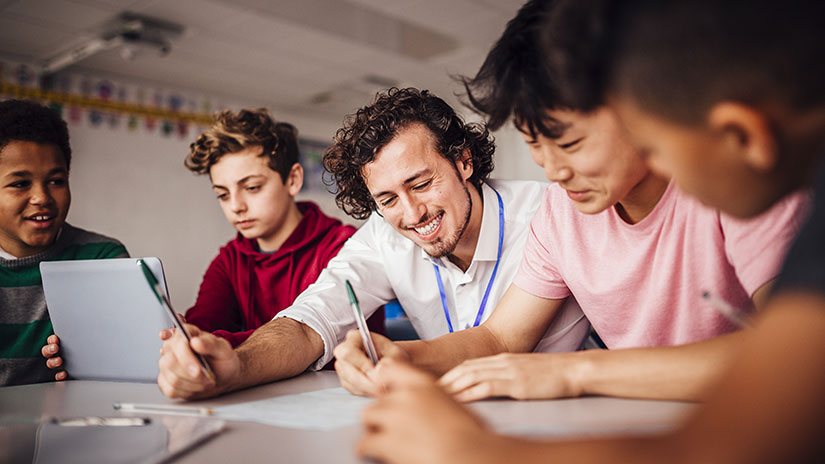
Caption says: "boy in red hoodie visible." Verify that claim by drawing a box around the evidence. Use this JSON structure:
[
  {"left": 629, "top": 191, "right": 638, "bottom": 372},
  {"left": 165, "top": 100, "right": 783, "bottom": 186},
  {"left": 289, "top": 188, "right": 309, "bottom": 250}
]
[{"left": 183, "top": 108, "right": 383, "bottom": 347}]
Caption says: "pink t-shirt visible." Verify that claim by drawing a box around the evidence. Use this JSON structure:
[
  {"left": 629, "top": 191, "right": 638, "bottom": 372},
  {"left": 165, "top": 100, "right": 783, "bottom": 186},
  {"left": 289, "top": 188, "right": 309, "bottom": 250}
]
[{"left": 514, "top": 181, "right": 809, "bottom": 349}]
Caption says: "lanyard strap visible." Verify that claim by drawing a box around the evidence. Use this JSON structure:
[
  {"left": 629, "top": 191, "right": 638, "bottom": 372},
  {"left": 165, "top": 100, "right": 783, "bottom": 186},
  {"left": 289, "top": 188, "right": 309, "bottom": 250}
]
[{"left": 432, "top": 188, "right": 504, "bottom": 333}]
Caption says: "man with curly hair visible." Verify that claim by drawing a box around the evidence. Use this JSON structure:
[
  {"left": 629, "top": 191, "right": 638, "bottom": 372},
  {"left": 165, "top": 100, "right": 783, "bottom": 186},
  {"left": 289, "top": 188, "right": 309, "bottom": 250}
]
[{"left": 156, "top": 88, "right": 589, "bottom": 400}]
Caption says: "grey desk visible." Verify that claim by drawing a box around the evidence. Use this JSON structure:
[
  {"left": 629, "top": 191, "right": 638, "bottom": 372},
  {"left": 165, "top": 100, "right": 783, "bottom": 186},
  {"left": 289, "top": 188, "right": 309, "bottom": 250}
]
[{"left": 0, "top": 371, "right": 694, "bottom": 463}]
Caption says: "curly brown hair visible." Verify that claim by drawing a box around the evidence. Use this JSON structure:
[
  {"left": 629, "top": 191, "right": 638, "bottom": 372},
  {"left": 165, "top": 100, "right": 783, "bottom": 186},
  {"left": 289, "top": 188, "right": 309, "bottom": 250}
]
[
  {"left": 323, "top": 87, "right": 496, "bottom": 220},
  {"left": 185, "top": 108, "right": 299, "bottom": 182}
]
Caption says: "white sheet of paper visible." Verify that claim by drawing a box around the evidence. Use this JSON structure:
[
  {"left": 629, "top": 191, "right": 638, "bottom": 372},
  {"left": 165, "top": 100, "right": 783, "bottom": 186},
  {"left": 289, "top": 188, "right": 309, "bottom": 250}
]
[{"left": 213, "top": 387, "right": 371, "bottom": 431}]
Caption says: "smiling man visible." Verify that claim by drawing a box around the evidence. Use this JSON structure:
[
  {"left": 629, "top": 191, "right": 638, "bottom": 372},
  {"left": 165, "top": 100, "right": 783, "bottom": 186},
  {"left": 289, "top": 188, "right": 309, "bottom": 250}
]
[{"left": 156, "top": 88, "right": 589, "bottom": 400}]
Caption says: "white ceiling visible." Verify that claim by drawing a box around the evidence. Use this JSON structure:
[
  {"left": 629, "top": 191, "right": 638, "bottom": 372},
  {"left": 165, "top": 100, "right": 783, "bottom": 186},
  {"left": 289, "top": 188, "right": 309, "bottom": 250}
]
[{"left": 0, "top": 0, "right": 525, "bottom": 125}]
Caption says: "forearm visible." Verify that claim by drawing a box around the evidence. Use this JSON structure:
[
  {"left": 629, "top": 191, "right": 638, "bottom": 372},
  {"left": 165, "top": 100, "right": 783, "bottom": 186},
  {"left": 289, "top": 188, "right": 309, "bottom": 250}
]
[
  {"left": 231, "top": 317, "right": 324, "bottom": 390},
  {"left": 570, "top": 331, "right": 747, "bottom": 401},
  {"left": 399, "top": 325, "right": 510, "bottom": 376}
]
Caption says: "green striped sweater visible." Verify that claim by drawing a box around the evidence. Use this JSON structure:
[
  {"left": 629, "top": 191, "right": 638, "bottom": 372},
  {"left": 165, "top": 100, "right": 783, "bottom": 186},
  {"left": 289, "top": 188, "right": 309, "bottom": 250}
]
[{"left": 0, "top": 224, "right": 128, "bottom": 386}]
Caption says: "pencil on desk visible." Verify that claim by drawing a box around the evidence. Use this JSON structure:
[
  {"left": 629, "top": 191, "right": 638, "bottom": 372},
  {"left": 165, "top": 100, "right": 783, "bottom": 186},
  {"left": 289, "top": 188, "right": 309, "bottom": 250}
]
[
  {"left": 113, "top": 402, "right": 215, "bottom": 416},
  {"left": 701, "top": 290, "right": 752, "bottom": 328}
]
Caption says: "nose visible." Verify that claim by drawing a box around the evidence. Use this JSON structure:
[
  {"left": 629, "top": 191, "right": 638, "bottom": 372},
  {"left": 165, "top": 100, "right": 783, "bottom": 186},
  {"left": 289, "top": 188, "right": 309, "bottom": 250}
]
[
  {"left": 29, "top": 182, "right": 54, "bottom": 206},
  {"left": 540, "top": 148, "right": 573, "bottom": 183},
  {"left": 229, "top": 194, "right": 247, "bottom": 214},
  {"left": 398, "top": 192, "right": 427, "bottom": 226}
]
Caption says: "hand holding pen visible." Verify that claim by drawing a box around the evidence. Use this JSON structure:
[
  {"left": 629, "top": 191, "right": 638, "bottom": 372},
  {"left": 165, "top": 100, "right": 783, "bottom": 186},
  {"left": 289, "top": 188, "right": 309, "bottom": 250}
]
[
  {"left": 334, "top": 280, "right": 412, "bottom": 397},
  {"left": 157, "top": 322, "right": 241, "bottom": 400}
]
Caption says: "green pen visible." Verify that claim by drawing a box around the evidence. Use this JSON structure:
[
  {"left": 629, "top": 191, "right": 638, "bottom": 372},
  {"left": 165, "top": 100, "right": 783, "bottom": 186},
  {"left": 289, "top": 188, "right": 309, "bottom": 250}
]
[
  {"left": 137, "top": 259, "right": 216, "bottom": 383},
  {"left": 346, "top": 280, "right": 379, "bottom": 365}
]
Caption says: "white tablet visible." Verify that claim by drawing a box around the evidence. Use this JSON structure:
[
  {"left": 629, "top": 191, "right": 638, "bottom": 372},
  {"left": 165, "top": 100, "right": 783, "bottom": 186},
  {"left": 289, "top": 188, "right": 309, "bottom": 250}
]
[{"left": 40, "top": 257, "right": 174, "bottom": 382}]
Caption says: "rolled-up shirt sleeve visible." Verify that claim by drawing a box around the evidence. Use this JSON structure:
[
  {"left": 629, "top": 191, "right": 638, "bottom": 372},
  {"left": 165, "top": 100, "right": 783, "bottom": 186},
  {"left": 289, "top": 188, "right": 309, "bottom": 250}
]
[{"left": 274, "top": 216, "right": 396, "bottom": 370}]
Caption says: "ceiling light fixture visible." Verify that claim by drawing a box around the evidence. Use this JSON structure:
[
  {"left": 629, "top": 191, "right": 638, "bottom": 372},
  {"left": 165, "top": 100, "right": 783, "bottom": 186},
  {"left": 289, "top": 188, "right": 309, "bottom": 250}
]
[{"left": 42, "top": 12, "right": 184, "bottom": 74}]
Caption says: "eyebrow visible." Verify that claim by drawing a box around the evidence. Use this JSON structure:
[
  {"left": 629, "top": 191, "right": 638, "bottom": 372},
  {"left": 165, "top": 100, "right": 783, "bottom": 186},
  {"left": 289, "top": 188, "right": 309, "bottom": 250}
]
[
  {"left": 212, "top": 174, "right": 266, "bottom": 190},
  {"left": 3, "top": 168, "right": 68, "bottom": 178},
  {"left": 372, "top": 168, "right": 431, "bottom": 199},
  {"left": 545, "top": 121, "right": 572, "bottom": 140}
]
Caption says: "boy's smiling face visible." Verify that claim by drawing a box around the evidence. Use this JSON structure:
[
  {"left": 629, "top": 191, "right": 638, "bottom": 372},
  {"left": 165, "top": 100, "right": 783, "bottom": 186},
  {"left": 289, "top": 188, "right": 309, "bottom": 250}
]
[
  {"left": 0, "top": 141, "right": 71, "bottom": 257},
  {"left": 517, "top": 107, "right": 653, "bottom": 215}
]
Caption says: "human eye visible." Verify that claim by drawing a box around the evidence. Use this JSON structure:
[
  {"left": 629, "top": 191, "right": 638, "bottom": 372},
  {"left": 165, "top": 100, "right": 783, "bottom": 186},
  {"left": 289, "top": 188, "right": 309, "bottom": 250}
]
[
  {"left": 7, "top": 180, "right": 31, "bottom": 189},
  {"left": 246, "top": 185, "right": 261, "bottom": 192},
  {"left": 524, "top": 136, "right": 541, "bottom": 147},
  {"left": 558, "top": 137, "right": 584, "bottom": 151},
  {"left": 49, "top": 177, "right": 67, "bottom": 186},
  {"left": 378, "top": 196, "right": 396, "bottom": 208},
  {"left": 215, "top": 192, "right": 228, "bottom": 201},
  {"left": 412, "top": 180, "right": 432, "bottom": 191}
]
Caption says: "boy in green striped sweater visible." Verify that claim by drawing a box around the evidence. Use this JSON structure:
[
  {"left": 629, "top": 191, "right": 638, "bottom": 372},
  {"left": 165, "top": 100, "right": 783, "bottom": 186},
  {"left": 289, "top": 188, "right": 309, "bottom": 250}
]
[{"left": 0, "top": 99, "right": 127, "bottom": 386}]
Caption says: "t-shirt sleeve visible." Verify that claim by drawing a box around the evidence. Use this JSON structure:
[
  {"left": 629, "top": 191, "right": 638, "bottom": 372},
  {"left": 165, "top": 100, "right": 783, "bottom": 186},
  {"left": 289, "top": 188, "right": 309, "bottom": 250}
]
[
  {"left": 720, "top": 189, "right": 812, "bottom": 296},
  {"left": 774, "top": 162, "right": 825, "bottom": 295},
  {"left": 512, "top": 192, "right": 571, "bottom": 300}
]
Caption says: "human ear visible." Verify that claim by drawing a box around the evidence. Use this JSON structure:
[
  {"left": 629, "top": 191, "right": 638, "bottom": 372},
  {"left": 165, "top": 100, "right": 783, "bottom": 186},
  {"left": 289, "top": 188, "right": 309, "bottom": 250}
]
[
  {"left": 707, "top": 102, "right": 778, "bottom": 172},
  {"left": 456, "top": 148, "right": 474, "bottom": 181},
  {"left": 285, "top": 163, "right": 304, "bottom": 196}
]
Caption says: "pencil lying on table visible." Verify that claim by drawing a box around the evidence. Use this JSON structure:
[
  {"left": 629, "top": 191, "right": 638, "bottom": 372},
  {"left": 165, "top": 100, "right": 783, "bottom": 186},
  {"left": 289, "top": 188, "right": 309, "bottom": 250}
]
[{"left": 113, "top": 402, "right": 215, "bottom": 416}]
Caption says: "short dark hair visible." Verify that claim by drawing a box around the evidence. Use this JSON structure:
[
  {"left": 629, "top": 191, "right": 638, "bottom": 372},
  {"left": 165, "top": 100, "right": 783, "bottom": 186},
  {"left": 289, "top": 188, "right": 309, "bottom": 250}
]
[
  {"left": 544, "top": 0, "right": 825, "bottom": 124},
  {"left": 459, "top": 0, "right": 575, "bottom": 139},
  {"left": 324, "top": 87, "right": 495, "bottom": 220},
  {"left": 0, "top": 99, "right": 72, "bottom": 169},
  {"left": 186, "top": 108, "right": 299, "bottom": 182}
]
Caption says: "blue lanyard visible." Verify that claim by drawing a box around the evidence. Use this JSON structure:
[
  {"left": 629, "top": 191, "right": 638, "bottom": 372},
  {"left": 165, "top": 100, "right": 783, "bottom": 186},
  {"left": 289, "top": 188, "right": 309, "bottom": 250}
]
[{"left": 432, "top": 188, "right": 504, "bottom": 333}]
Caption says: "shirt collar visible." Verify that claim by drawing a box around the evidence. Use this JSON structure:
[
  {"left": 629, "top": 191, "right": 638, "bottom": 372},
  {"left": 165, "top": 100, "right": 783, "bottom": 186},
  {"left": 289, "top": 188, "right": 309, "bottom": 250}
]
[{"left": 421, "top": 182, "right": 500, "bottom": 265}]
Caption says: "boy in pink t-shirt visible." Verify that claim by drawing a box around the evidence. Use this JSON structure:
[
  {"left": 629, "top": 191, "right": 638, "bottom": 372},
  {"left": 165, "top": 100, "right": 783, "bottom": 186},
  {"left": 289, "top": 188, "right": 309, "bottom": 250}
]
[{"left": 515, "top": 180, "right": 804, "bottom": 350}]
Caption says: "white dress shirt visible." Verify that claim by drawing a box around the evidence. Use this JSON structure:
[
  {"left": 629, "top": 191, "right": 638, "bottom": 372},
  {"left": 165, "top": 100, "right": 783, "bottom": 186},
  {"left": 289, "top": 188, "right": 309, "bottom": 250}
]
[{"left": 275, "top": 179, "right": 590, "bottom": 369}]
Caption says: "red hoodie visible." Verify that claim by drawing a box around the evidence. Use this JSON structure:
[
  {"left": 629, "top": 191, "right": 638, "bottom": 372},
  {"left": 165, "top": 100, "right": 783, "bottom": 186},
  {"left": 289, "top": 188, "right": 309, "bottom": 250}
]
[{"left": 186, "top": 201, "right": 384, "bottom": 348}]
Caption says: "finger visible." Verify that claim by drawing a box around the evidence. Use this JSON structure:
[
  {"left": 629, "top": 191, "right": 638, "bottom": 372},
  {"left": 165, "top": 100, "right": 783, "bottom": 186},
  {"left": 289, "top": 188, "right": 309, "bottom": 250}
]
[
  {"left": 157, "top": 350, "right": 210, "bottom": 398},
  {"left": 47, "top": 334, "right": 59, "bottom": 344},
  {"left": 334, "top": 330, "right": 378, "bottom": 374},
  {"left": 438, "top": 355, "right": 507, "bottom": 386},
  {"left": 177, "top": 313, "right": 187, "bottom": 324},
  {"left": 188, "top": 331, "right": 231, "bottom": 360},
  {"left": 438, "top": 365, "right": 486, "bottom": 394},
  {"left": 55, "top": 370, "right": 67, "bottom": 381},
  {"left": 159, "top": 328, "right": 175, "bottom": 340},
  {"left": 452, "top": 380, "right": 500, "bottom": 402},
  {"left": 372, "top": 359, "right": 436, "bottom": 392},
  {"left": 41, "top": 343, "right": 58, "bottom": 358},
  {"left": 335, "top": 357, "right": 376, "bottom": 396},
  {"left": 46, "top": 356, "right": 63, "bottom": 369},
  {"left": 163, "top": 331, "right": 210, "bottom": 383}
]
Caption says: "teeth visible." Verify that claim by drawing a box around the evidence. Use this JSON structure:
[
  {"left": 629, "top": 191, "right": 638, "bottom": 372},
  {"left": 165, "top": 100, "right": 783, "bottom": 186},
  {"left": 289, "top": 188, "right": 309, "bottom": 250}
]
[
  {"left": 414, "top": 213, "right": 442, "bottom": 235},
  {"left": 29, "top": 215, "right": 51, "bottom": 221}
]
